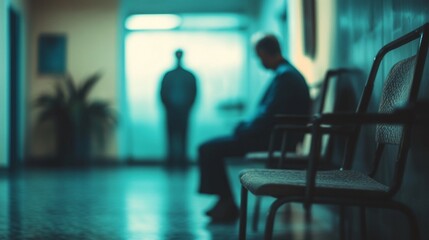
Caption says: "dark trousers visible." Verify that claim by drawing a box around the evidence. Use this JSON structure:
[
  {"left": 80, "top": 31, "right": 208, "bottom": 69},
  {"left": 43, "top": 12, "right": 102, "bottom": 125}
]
[
  {"left": 198, "top": 135, "right": 266, "bottom": 198},
  {"left": 166, "top": 111, "right": 189, "bottom": 166}
]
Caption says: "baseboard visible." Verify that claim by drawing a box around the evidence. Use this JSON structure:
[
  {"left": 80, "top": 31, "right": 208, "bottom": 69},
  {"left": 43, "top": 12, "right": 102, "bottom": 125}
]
[
  {"left": 24, "top": 157, "right": 124, "bottom": 168},
  {"left": 17, "top": 157, "right": 202, "bottom": 168}
]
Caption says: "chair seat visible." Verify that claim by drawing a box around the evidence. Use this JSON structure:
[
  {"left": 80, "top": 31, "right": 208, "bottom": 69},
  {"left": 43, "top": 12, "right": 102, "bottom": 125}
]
[
  {"left": 245, "top": 151, "right": 307, "bottom": 161},
  {"left": 240, "top": 169, "right": 389, "bottom": 199},
  {"left": 245, "top": 151, "right": 309, "bottom": 168},
  {"left": 245, "top": 151, "right": 334, "bottom": 170}
]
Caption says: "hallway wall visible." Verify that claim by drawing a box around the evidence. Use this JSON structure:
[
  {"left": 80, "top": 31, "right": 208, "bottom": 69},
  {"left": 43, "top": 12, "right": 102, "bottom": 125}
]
[
  {"left": 286, "top": 0, "right": 337, "bottom": 86},
  {"left": 0, "top": 0, "right": 27, "bottom": 167},
  {"left": 0, "top": 0, "right": 10, "bottom": 167},
  {"left": 27, "top": 0, "right": 119, "bottom": 161}
]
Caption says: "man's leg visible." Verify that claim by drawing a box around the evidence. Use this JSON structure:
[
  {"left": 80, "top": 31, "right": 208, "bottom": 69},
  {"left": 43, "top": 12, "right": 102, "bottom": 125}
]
[
  {"left": 177, "top": 114, "right": 189, "bottom": 167},
  {"left": 166, "top": 112, "right": 183, "bottom": 167},
  {"left": 198, "top": 136, "right": 249, "bottom": 222},
  {"left": 166, "top": 116, "right": 175, "bottom": 166}
]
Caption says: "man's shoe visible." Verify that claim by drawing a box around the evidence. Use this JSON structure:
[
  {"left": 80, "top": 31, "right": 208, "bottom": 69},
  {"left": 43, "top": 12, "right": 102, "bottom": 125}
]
[
  {"left": 207, "top": 202, "right": 239, "bottom": 223},
  {"left": 205, "top": 200, "right": 223, "bottom": 216}
]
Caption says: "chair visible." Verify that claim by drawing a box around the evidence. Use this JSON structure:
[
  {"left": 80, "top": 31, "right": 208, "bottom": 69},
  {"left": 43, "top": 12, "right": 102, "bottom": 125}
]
[
  {"left": 245, "top": 68, "right": 362, "bottom": 231},
  {"left": 245, "top": 68, "right": 361, "bottom": 168},
  {"left": 238, "top": 23, "right": 429, "bottom": 240}
]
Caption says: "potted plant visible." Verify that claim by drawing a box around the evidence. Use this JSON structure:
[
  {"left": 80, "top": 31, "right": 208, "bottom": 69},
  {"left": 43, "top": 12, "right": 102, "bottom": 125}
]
[{"left": 34, "top": 72, "right": 117, "bottom": 163}]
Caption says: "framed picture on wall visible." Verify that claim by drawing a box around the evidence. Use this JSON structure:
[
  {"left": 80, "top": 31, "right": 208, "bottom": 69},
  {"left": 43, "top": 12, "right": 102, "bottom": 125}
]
[
  {"left": 38, "top": 34, "right": 67, "bottom": 75},
  {"left": 303, "top": 0, "right": 316, "bottom": 58}
]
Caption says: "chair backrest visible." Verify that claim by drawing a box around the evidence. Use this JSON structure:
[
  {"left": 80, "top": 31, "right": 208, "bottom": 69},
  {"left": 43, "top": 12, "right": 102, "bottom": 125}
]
[
  {"left": 320, "top": 69, "right": 363, "bottom": 164},
  {"left": 268, "top": 69, "right": 358, "bottom": 168},
  {"left": 318, "top": 68, "right": 362, "bottom": 115},
  {"left": 376, "top": 56, "right": 416, "bottom": 144},
  {"left": 343, "top": 23, "right": 429, "bottom": 196},
  {"left": 296, "top": 68, "right": 361, "bottom": 163}
]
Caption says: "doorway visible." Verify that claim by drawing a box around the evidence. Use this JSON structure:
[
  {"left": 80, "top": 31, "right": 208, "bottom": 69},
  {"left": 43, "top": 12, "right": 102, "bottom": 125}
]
[{"left": 125, "top": 30, "right": 248, "bottom": 162}]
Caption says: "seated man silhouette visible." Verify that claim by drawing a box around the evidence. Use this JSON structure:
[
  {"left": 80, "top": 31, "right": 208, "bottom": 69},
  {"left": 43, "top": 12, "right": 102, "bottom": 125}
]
[
  {"left": 198, "top": 34, "right": 311, "bottom": 222},
  {"left": 160, "top": 49, "right": 197, "bottom": 168}
]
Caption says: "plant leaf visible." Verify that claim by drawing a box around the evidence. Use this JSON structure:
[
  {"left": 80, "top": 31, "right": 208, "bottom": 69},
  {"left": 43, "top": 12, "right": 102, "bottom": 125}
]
[
  {"left": 34, "top": 95, "right": 56, "bottom": 107},
  {"left": 78, "top": 72, "right": 102, "bottom": 100},
  {"left": 87, "top": 101, "right": 117, "bottom": 126},
  {"left": 64, "top": 74, "right": 78, "bottom": 100},
  {"left": 54, "top": 83, "right": 66, "bottom": 103}
]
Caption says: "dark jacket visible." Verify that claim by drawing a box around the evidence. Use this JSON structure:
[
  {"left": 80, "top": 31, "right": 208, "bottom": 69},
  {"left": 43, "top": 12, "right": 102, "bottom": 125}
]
[
  {"left": 160, "top": 66, "right": 197, "bottom": 113},
  {"left": 234, "top": 60, "right": 310, "bottom": 149}
]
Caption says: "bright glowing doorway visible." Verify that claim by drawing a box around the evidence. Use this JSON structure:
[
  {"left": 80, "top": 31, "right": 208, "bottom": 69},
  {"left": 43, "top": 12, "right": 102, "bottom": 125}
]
[{"left": 125, "top": 31, "right": 248, "bottom": 161}]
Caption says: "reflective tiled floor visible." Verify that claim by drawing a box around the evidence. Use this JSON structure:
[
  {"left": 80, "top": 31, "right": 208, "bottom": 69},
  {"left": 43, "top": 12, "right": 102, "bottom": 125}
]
[{"left": 0, "top": 164, "right": 338, "bottom": 239}]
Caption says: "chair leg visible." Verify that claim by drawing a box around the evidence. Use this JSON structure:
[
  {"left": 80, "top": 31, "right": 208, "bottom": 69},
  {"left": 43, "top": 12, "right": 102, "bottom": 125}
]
[
  {"left": 378, "top": 201, "right": 420, "bottom": 240},
  {"left": 304, "top": 204, "right": 312, "bottom": 223},
  {"left": 265, "top": 198, "right": 286, "bottom": 240},
  {"left": 239, "top": 186, "right": 248, "bottom": 240},
  {"left": 396, "top": 203, "right": 420, "bottom": 240},
  {"left": 339, "top": 205, "right": 346, "bottom": 240},
  {"left": 360, "top": 207, "right": 367, "bottom": 240},
  {"left": 304, "top": 205, "right": 313, "bottom": 240},
  {"left": 252, "top": 196, "right": 261, "bottom": 232}
]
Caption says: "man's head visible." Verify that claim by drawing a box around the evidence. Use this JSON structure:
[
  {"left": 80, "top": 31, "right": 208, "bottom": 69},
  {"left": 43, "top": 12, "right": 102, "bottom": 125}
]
[
  {"left": 254, "top": 34, "right": 284, "bottom": 70},
  {"left": 175, "top": 49, "right": 183, "bottom": 60},
  {"left": 174, "top": 49, "right": 184, "bottom": 67}
]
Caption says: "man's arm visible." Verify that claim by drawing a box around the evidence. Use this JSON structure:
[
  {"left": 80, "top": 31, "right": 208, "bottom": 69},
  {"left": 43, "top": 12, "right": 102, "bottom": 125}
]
[
  {"left": 160, "top": 73, "right": 170, "bottom": 105},
  {"left": 234, "top": 72, "right": 310, "bottom": 138}
]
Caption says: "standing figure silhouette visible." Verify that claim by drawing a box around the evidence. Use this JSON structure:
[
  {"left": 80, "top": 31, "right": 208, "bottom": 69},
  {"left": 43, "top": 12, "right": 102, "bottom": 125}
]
[{"left": 160, "top": 49, "right": 197, "bottom": 168}]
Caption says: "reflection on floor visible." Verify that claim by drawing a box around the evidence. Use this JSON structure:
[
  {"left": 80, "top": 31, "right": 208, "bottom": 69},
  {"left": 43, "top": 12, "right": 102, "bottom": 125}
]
[{"left": 0, "top": 164, "right": 338, "bottom": 239}]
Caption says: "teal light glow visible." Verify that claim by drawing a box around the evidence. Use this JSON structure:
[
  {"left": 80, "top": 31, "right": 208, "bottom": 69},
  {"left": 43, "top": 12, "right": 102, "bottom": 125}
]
[
  {"left": 125, "top": 13, "right": 247, "bottom": 31},
  {"left": 125, "top": 14, "right": 181, "bottom": 30}
]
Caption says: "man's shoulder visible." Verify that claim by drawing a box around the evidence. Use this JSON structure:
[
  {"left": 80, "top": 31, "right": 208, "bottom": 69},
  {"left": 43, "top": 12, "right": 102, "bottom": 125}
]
[
  {"left": 276, "top": 67, "right": 305, "bottom": 82},
  {"left": 163, "top": 68, "right": 192, "bottom": 76},
  {"left": 163, "top": 69, "right": 175, "bottom": 78}
]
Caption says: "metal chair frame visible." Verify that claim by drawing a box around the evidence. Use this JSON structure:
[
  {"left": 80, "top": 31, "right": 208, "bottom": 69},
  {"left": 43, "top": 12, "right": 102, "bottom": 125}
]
[
  {"left": 238, "top": 23, "right": 429, "bottom": 240},
  {"left": 247, "top": 68, "right": 361, "bottom": 232}
]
